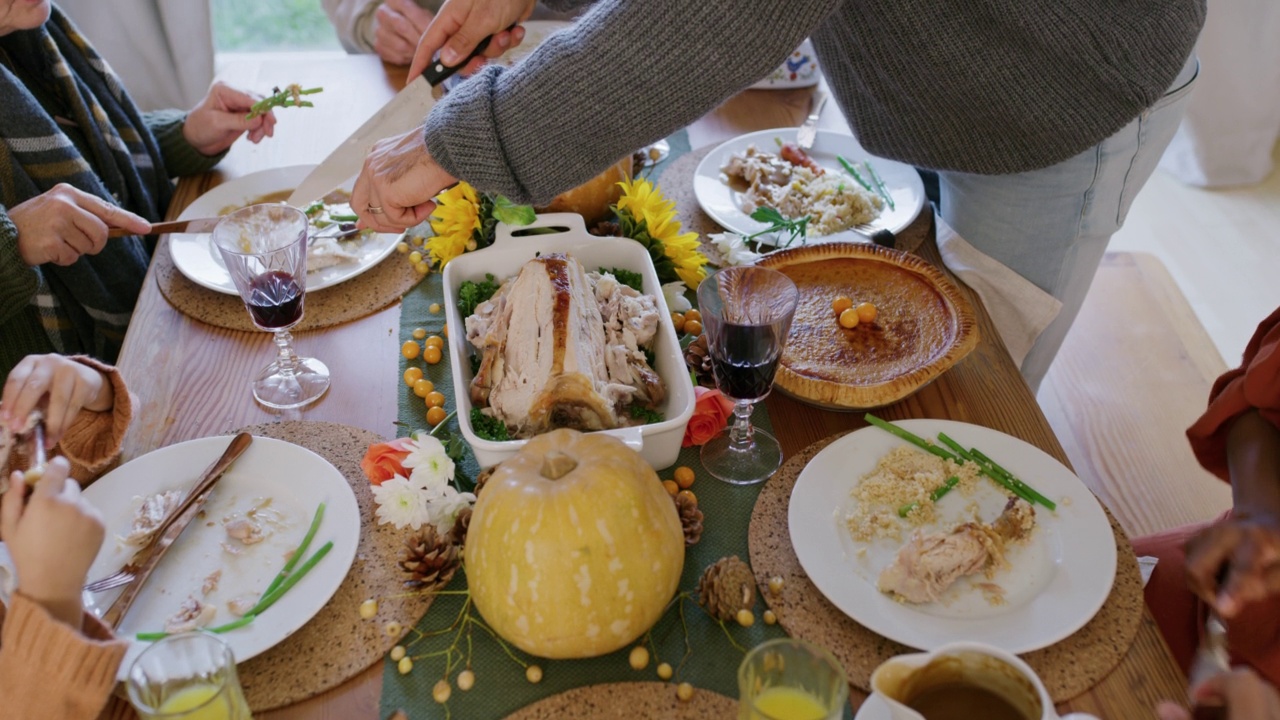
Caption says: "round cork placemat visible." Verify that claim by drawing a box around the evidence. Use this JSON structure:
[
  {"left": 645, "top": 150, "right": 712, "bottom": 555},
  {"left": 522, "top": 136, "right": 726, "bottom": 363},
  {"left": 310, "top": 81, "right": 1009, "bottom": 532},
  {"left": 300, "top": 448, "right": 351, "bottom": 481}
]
[
  {"left": 748, "top": 432, "right": 1144, "bottom": 702},
  {"left": 657, "top": 145, "right": 929, "bottom": 258},
  {"left": 153, "top": 236, "right": 424, "bottom": 332},
  {"left": 504, "top": 682, "right": 737, "bottom": 720},
  {"left": 226, "top": 421, "right": 437, "bottom": 712}
]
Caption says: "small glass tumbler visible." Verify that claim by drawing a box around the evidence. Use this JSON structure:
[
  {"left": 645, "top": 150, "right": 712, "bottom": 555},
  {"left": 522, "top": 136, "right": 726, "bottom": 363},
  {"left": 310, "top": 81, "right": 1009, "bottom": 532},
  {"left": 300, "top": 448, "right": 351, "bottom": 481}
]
[
  {"left": 697, "top": 266, "right": 799, "bottom": 485},
  {"left": 126, "top": 632, "right": 253, "bottom": 720},
  {"left": 213, "top": 203, "right": 330, "bottom": 410},
  {"left": 738, "top": 638, "right": 849, "bottom": 720}
]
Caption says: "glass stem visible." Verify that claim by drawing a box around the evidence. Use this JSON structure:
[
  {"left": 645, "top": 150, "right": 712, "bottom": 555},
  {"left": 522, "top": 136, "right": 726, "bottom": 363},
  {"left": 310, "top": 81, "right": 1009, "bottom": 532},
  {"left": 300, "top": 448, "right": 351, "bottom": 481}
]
[
  {"left": 272, "top": 330, "right": 301, "bottom": 377},
  {"left": 729, "top": 400, "right": 755, "bottom": 449}
]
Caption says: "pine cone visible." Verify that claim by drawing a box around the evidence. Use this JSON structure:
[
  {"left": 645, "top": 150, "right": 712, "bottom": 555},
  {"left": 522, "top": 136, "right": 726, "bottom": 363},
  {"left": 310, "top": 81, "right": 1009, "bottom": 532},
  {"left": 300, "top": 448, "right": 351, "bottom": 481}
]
[
  {"left": 697, "top": 556, "right": 756, "bottom": 621},
  {"left": 674, "top": 493, "right": 704, "bottom": 546},
  {"left": 590, "top": 220, "right": 621, "bottom": 238},
  {"left": 684, "top": 335, "right": 716, "bottom": 388},
  {"left": 399, "top": 524, "right": 461, "bottom": 591},
  {"left": 448, "top": 506, "right": 472, "bottom": 549}
]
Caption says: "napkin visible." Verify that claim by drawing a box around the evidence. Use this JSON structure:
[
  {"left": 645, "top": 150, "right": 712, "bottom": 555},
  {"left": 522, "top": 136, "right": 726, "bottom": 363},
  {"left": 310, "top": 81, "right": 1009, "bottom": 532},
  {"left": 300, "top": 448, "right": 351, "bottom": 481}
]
[{"left": 934, "top": 216, "right": 1062, "bottom": 368}]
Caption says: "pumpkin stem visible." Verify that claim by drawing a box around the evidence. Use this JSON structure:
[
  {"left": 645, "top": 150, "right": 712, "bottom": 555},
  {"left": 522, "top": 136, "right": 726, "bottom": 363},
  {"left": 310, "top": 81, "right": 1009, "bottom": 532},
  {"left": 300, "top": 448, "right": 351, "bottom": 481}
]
[{"left": 540, "top": 450, "right": 579, "bottom": 480}]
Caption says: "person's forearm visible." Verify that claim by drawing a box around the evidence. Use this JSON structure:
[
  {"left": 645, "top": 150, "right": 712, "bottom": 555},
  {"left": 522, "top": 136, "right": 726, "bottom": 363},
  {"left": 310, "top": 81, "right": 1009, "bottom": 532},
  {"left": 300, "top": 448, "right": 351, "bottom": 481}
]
[
  {"left": 0, "top": 206, "right": 40, "bottom": 325},
  {"left": 1227, "top": 410, "right": 1280, "bottom": 521}
]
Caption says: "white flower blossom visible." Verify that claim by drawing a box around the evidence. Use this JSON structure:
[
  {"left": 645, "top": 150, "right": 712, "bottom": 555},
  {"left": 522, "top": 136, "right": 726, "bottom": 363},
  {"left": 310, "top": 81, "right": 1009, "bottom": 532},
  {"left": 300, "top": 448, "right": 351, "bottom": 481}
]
[
  {"left": 370, "top": 475, "right": 432, "bottom": 530},
  {"left": 661, "top": 281, "right": 693, "bottom": 313},
  {"left": 428, "top": 485, "right": 477, "bottom": 534},
  {"left": 402, "top": 434, "right": 455, "bottom": 491},
  {"left": 710, "top": 232, "right": 762, "bottom": 267}
]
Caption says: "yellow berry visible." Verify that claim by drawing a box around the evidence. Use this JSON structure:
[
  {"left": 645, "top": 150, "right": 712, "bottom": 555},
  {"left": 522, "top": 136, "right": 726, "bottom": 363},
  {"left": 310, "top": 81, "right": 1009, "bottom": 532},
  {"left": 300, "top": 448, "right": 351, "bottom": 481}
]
[
  {"left": 413, "top": 378, "right": 435, "bottom": 398},
  {"left": 457, "top": 669, "right": 475, "bottom": 691},
  {"left": 838, "top": 308, "right": 860, "bottom": 329},
  {"left": 432, "top": 679, "right": 452, "bottom": 703},
  {"left": 390, "top": 645, "right": 406, "bottom": 661},
  {"left": 384, "top": 621, "right": 403, "bottom": 637},
  {"left": 404, "top": 367, "right": 423, "bottom": 387},
  {"left": 684, "top": 319, "right": 703, "bottom": 336},
  {"left": 423, "top": 346, "right": 443, "bottom": 365},
  {"left": 396, "top": 241, "right": 410, "bottom": 254},
  {"left": 674, "top": 466, "right": 695, "bottom": 488},
  {"left": 424, "top": 335, "right": 445, "bottom": 350},
  {"left": 408, "top": 250, "right": 423, "bottom": 265},
  {"left": 397, "top": 656, "right": 413, "bottom": 675},
  {"left": 427, "top": 406, "right": 447, "bottom": 427},
  {"left": 671, "top": 312, "right": 686, "bottom": 333},
  {"left": 677, "top": 683, "right": 694, "bottom": 702},
  {"left": 662, "top": 480, "right": 679, "bottom": 496},
  {"left": 657, "top": 662, "right": 673, "bottom": 680},
  {"left": 402, "top": 340, "right": 420, "bottom": 359},
  {"left": 684, "top": 309, "right": 702, "bottom": 322},
  {"left": 429, "top": 303, "right": 441, "bottom": 314},
  {"left": 768, "top": 576, "right": 785, "bottom": 595},
  {"left": 526, "top": 665, "right": 543, "bottom": 683},
  {"left": 763, "top": 609, "right": 777, "bottom": 625},
  {"left": 425, "top": 391, "right": 446, "bottom": 408},
  {"left": 359, "top": 598, "right": 378, "bottom": 619},
  {"left": 736, "top": 609, "right": 755, "bottom": 627},
  {"left": 443, "top": 323, "right": 449, "bottom": 337},
  {"left": 832, "top": 296, "right": 853, "bottom": 315},
  {"left": 855, "top": 301, "right": 878, "bottom": 324},
  {"left": 629, "top": 645, "right": 650, "bottom": 671},
  {"left": 415, "top": 261, "right": 431, "bottom": 275},
  {"left": 677, "top": 489, "right": 697, "bottom": 506},
  {"left": 412, "top": 327, "right": 427, "bottom": 340}
]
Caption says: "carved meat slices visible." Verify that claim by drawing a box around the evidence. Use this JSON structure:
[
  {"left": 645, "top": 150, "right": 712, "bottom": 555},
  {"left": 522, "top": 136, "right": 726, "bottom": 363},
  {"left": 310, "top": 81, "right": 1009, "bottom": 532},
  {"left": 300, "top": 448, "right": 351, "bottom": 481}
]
[{"left": 467, "top": 253, "right": 665, "bottom": 438}]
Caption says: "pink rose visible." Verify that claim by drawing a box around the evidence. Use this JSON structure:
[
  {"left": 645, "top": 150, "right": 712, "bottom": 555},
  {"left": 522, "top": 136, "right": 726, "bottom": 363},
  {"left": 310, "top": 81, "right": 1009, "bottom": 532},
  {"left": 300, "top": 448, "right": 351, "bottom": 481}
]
[
  {"left": 361, "top": 436, "right": 416, "bottom": 485},
  {"left": 682, "top": 386, "right": 736, "bottom": 447}
]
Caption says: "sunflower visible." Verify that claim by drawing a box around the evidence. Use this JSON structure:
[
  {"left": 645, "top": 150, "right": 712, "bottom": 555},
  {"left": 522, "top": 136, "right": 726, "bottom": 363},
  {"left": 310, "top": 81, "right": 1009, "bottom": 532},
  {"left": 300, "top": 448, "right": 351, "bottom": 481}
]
[
  {"left": 614, "top": 177, "right": 708, "bottom": 287},
  {"left": 427, "top": 182, "right": 483, "bottom": 269}
]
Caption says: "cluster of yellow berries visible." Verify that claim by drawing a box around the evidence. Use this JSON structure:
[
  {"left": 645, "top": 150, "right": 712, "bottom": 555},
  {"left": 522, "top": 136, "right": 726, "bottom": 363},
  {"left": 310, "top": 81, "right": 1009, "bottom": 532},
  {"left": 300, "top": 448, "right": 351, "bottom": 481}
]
[
  {"left": 395, "top": 235, "right": 432, "bottom": 275},
  {"left": 628, "top": 645, "right": 695, "bottom": 702},
  {"left": 402, "top": 323, "right": 451, "bottom": 426},
  {"left": 661, "top": 465, "right": 697, "bottom": 506},
  {"left": 671, "top": 308, "right": 703, "bottom": 337},
  {"left": 831, "top": 296, "right": 877, "bottom": 329}
]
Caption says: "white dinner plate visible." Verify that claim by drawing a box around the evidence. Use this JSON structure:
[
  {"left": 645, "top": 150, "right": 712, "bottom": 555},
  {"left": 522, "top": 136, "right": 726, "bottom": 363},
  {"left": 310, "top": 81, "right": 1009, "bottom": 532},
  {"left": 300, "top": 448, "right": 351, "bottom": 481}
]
[
  {"left": 168, "top": 164, "right": 402, "bottom": 294},
  {"left": 788, "top": 419, "right": 1116, "bottom": 654},
  {"left": 694, "top": 128, "right": 925, "bottom": 246},
  {"left": 80, "top": 435, "right": 360, "bottom": 679}
]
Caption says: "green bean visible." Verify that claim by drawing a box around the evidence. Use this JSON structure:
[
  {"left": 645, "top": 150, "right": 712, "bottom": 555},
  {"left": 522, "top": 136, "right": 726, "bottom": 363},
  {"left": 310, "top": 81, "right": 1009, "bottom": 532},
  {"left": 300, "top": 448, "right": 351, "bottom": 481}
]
[
  {"left": 837, "top": 156, "right": 875, "bottom": 192},
  {"left": 864, "top": 413, "right": 958, "bottom": 463},
  {"left": 863, "top": 160, "right": 896, "bottom": 210},
  {"left": 968, "top": 449, "right": 1056, "bottom": 510},
  {"left": 898, "top": 475, "right": 959, "bottom": 517},
  {"left": 263, "top": 503, "right": 325, "bottom": 599},
  {"left": 250, "top": 541, "right": 334, "bottom": 617}
]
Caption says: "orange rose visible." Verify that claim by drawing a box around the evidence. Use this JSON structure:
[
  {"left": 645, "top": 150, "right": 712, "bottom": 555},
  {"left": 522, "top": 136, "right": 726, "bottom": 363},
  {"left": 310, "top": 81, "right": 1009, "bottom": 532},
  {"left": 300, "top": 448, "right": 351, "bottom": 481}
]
[
  {"left": 361, "top": 436, "right": 416, "bottom": 485},
  {"left": 682, "top": 386, "right": 736, "bottom": 447}
]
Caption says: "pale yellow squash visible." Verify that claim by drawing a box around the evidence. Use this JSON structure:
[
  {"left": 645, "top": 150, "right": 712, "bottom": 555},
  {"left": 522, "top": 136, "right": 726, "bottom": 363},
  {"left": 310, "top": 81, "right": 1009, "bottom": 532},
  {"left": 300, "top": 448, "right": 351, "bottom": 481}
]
[{"left": 466, "top": 429, "right": 685, "bottom": 659}]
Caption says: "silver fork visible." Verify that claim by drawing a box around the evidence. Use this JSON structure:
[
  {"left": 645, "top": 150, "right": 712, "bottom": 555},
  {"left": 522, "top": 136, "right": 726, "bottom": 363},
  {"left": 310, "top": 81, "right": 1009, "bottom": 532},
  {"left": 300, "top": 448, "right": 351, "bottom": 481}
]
[
  {"left": 795, "top": 90, "right": 827, "bottom": 150},
  {"left": 84, "top": 559, "right": 142, "bottom": 593}
]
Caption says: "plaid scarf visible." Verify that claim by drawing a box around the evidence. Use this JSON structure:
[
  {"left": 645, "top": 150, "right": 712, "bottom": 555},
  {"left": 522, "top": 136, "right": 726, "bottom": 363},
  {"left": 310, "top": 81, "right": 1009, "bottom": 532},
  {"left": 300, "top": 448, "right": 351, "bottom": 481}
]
[{"left": 0, "top": 7, "right": 170, "bottom": 360}]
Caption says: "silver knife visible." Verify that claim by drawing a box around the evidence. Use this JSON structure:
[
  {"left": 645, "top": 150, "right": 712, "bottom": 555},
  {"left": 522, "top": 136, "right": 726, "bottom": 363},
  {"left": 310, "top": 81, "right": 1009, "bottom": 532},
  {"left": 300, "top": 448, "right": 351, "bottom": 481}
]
[
  {"left": 109, "top": 217, "right": 222, "bottom": 237},
  {"left": 285, "top": 36, "right": 497, "bottom": 208}
]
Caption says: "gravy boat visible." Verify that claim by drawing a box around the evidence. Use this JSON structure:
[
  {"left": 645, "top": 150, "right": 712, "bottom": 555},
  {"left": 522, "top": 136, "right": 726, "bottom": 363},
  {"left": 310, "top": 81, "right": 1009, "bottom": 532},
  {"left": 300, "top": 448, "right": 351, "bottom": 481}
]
[{"left": 869, "top": 642, "right": 1099, "bottom": 720}]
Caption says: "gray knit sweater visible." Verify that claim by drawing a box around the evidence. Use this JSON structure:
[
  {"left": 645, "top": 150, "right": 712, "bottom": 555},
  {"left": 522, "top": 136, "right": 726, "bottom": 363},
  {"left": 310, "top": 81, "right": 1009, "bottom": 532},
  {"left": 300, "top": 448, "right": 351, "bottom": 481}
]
[{"left": 423, "top": 0, "right": 1204, "bottom": 205}]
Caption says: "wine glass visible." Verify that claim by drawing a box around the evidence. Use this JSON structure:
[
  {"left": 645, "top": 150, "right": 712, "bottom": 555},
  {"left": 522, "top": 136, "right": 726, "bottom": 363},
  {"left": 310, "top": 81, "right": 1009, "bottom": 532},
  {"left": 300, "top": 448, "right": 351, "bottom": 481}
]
[
  {"left": 213, "top": 203, "right": 330, "bottom": 410},
  {"left": 697, "top": 266, "right": 799, "bottom": 485}
]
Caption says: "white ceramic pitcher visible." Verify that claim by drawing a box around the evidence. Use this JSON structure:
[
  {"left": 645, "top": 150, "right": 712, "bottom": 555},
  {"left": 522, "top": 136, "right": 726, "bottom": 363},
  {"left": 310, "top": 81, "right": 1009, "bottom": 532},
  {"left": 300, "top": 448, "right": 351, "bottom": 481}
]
[{"left": 869, "top": 642, "right": 1099, "bottom": 720}]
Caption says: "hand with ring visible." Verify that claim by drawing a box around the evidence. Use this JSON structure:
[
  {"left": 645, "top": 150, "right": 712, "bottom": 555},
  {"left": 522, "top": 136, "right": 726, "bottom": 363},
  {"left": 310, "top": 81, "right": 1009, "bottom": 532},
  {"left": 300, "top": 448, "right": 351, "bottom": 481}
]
[{"left": 351, "top": 124, "right": 456, "bottom": 233}]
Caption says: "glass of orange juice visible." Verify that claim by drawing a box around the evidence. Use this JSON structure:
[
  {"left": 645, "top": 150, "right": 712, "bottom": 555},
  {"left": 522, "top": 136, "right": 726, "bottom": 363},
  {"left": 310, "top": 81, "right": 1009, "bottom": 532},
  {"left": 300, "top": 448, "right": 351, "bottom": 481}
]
[
  {"left": 126, "top": 632, "right": 253, "bottom": 720},
  {"left": 739, "top": 638, "right": 849, "bottom": 720}
]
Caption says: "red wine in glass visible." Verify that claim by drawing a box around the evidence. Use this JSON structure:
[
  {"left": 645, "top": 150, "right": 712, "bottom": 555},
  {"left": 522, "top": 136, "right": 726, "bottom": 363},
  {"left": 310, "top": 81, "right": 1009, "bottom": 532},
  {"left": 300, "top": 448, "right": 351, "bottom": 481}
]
[
  {"left": 709, "top": 322, "right": 782, "bottom": 401},
  {"left": 246, "top": 270, "right": 303, "bottom": 329}
]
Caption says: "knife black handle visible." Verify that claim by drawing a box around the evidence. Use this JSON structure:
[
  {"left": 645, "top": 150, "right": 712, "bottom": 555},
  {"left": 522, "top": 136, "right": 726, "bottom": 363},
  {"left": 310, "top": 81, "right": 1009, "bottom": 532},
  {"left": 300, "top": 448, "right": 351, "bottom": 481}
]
[{"left": 420, "top": 33, "right": 497, "bottom": 87}]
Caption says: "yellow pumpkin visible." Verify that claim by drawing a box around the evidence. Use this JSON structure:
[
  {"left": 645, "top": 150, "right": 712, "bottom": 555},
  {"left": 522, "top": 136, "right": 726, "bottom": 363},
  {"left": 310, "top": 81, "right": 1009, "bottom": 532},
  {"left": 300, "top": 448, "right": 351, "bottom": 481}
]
[
  {"left": 537, "top": 155, "right": 634, "bottom": 226},
  {"left": 466, "top": 429, "right": 685, "bottom": 659}
]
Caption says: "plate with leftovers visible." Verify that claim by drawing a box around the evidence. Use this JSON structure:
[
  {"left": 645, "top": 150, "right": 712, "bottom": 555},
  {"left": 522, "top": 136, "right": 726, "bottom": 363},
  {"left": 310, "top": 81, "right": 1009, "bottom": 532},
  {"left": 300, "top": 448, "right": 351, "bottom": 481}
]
[
  {"left": 168, "top": 164, "right": 402, "bottom": 294},
  {"left": 78, "top": 435, "right": 360, "bottom": 678},
  {"left": 788, "top": 418, "right": 1115, "bottom": 654},
  {"left": 694, "top": 129, "right": 925, "bottom": 246}
]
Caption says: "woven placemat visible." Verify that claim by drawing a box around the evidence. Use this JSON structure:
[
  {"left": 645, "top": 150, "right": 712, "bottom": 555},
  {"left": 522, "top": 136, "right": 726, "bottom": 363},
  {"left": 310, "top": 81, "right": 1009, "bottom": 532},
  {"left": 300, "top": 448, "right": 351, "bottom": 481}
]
[
  {"left": 748, "top": 432, "right": 1144, "bottom": 703},
  {"left": 154, "top": 236, "right": 424, "bottom": 332},
  {"left": 228, "top": 421, "right": 437, "bottom": 712},
  {"left": 655, "top": 146, "right": 929, "bottom": 257},
  {"left": 503, "top": 682, "right": 737, "bottom": 720}
]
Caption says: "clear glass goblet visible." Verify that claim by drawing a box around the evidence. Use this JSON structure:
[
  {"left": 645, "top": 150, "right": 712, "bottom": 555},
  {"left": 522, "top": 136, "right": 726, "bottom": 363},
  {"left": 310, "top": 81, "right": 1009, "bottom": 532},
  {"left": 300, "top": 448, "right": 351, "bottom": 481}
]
[
  {"left": 126, "top": 632, "right": 253, "bottom": 719},
  {"left": 697, "top": 266, "right": 799, "bottom": 485},
  {"left": 213, "top": 204, "right": 330, "bottom": 410}
]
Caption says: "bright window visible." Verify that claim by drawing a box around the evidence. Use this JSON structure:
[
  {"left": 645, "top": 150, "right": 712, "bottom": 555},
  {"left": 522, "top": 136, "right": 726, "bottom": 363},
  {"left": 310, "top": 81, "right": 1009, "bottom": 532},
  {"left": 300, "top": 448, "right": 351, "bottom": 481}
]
[{"left": 212, "top": 0, "right": 340, "bottom": 52}]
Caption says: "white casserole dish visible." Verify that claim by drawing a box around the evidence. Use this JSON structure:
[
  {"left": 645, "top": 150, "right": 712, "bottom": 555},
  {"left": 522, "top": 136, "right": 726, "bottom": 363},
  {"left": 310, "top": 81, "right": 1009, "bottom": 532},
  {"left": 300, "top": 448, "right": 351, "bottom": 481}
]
[{"left": 442, "top": 213, "right": 696, "bottom": 469}]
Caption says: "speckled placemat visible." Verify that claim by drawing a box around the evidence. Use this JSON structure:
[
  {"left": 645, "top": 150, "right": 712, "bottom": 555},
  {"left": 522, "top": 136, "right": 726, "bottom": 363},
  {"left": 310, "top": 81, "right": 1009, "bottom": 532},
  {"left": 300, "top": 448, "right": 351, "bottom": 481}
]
[
  {"left": 748, "top": 432, "right": 1144, "bottom": 703},
  {"left": 153, "top": 236, "right": 424, "bottom": 332},
  {"left": 503, "top": 682, "right": 737, "bottom": 720},
  {"left": 228, "top": 421, "right": 437, "bottom": 712},
  {"left": 654, "top": 145, "right": 929, "bottom": 258}
]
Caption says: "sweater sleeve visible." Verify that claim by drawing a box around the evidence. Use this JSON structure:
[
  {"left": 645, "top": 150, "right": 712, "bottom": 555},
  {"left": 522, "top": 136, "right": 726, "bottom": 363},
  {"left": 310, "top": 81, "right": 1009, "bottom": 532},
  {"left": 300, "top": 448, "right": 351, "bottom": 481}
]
[
  {"left": 0, "top": 206, "right": 39, "bottom": 327},
  {"left": 323, "top": 0, "right": 381, "bottom": 53},
  {"left": 1186, "top": 306, "right": 1280, "bottom": 481},
  {"left": 0, "top": 594, "right": 127, "bottom": 720},
  {"left": 422, "top": 0, "right": 833, "bottom": 205},
  {"left": 143, "top": 109, "right": 226, "bottom": 179},
  {"left": 59, "top": 356, "right": 134, "bottom": 485}
]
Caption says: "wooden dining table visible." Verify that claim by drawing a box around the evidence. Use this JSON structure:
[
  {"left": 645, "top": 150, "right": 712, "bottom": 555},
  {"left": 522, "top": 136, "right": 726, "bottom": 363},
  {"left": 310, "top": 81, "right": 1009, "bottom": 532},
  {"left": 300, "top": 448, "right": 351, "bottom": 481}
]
[{"left": 114, "top": 53, "right": 1190, "bottom": 719}]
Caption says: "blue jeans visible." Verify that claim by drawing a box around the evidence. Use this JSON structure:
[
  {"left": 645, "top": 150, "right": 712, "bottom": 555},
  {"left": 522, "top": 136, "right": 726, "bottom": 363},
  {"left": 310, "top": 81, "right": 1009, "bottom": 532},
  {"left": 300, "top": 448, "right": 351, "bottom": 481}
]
[{"left": 937, "top": 55, "right": 1200, "bottom": 392}]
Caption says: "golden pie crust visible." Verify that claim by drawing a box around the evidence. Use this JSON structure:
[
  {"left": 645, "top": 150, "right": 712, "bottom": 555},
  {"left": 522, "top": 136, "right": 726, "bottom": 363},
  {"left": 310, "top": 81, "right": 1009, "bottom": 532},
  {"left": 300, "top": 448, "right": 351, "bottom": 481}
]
[{"left": 757, "top": 243, "right": 978, "bottom": 409}]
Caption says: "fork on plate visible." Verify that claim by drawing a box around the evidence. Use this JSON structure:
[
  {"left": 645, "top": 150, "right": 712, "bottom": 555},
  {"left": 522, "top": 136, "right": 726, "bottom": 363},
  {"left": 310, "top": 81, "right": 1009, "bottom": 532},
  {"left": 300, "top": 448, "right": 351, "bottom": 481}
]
[{"left": 795, "top": 90, "right": 827, "bottom": 151}]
